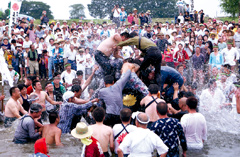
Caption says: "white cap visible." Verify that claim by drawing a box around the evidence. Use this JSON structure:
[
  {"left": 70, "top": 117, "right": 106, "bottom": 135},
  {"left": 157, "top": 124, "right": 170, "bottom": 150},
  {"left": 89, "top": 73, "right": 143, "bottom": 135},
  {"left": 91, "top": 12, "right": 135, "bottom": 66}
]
[{"left": 63, "top": 91, "right": 75, "bottom": 101}]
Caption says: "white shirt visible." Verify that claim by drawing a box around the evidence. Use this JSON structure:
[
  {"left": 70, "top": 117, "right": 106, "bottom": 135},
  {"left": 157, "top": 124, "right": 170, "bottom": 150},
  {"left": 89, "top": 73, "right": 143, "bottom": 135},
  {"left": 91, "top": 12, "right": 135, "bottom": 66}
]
[
  {"left": 181, "top": 113, "right": 207, "bottom": 149},
  {"left": 76, "top": 54, "right": 86, "bottom": 71},
  {"left": 118, "top": 127, "right": 168, "bottom": 157},
  {"left": 178, "top": 16, "right": 184, "bottom": 24},
  {"left": 23, "top": 40, "right": 32, "bottom": 49},
  {"left": 121, "top": 46, "right": 133, "bottom": 59},
  {"left": 200, "top": 88, "right": 226, "bottom": 112},
  {"left": 65, "top": 49, "right": 77, "bottom": 61},
  {"left": 221, "top": 47, "right": 239, "bottom": 66},
  {"left": 60, "top": 70, "right": 76, "bottom": 85},
  {"left": 113, "top": 124, "right": 137, "bottom": 154},
  {"left": 47, "top": 44, "right": 55, "bottom": 57},
  {"left": 113, "top": 8, "right": 121, "bottom": 17}
]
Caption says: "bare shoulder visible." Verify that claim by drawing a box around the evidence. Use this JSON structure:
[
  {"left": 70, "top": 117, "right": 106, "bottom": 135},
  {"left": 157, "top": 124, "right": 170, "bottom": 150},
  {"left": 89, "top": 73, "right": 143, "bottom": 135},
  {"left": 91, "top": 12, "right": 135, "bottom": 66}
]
[{"left": 104, "top": 125, "right": 113, "bottom": 132}]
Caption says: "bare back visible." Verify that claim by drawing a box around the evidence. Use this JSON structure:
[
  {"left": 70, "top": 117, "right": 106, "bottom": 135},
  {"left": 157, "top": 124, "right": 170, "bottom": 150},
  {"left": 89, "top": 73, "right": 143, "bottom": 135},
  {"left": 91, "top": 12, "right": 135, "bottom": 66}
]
[
  {"left": 90, "top": 124, "right": 113, "bottom": 152},
  {"left": 97, "top": 34, "right": 121, "bottom": 57},
  {"left": 141, "top": 96, "right": 165, "bottom": 122},
  {"left": 42, "top": 124, "right": 62, "bottom": 145}
]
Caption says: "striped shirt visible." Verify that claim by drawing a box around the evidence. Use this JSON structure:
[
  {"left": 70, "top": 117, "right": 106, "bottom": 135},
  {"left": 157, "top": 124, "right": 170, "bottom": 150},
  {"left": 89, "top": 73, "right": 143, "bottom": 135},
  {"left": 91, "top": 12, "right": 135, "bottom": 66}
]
[{"left": 58, "top": 101, "right": 93, "bottom": 133}]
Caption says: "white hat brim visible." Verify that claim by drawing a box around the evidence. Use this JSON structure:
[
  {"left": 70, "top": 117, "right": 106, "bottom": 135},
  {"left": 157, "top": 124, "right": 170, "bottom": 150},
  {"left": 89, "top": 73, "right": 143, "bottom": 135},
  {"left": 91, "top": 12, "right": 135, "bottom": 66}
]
[{"left": 71, "top": 126, "right": 93, "bottom": 139}]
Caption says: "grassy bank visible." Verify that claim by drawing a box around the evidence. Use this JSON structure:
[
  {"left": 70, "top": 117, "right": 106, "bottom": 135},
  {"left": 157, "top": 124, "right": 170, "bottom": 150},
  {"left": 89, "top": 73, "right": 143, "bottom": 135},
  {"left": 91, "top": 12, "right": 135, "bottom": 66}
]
[
  {"left": 33, "top": 18, "right": 175, "bottom": 25},
  {"left": 28, "top": 17, "right": 239, "bottom": 26}
]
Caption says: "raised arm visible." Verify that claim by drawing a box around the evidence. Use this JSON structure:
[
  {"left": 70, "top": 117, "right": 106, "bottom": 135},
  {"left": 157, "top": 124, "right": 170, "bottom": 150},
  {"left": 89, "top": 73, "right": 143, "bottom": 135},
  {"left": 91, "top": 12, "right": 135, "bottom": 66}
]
[
  {"left": 82, "top": 65, "right": 99, "bottom": 92},
  {"left": 45, "top": 92, "right": 62, "bottom": 105}
]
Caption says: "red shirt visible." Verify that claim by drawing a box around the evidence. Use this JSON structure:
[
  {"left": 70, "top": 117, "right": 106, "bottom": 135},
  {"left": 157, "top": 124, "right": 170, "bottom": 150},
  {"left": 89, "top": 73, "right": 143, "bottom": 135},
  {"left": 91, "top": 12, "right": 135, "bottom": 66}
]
[
  {"left": 164, "top": 49, "right": 174, "bottom": 62},
  {"left": 27, "top": 85, "right": 33, "bottom": 95},
  {"left": 84, "top": 137, "right": 104, "bottom": 157},
  {"left": 127, "top": 15, "right": 134, "bottom": 24},
  {"left": 174, "top": 49, "right": 189, "bottom": 63}
]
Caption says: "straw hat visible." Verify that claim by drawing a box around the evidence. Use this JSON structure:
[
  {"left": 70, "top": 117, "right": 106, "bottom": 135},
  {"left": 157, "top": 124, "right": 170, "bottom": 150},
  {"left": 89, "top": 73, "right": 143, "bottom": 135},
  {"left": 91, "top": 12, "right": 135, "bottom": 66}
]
[
  {"left": 133, "top": 8, "right": 137, "bottom": 11},
  {"left": 226, "top": 30, "right": 234, "bottom": 36},
  {"left": 71, "top": 122, "right": 93, "bottom": 139},
  {"left": 210, "top": 32, "right": 217, "bottom": 37}
]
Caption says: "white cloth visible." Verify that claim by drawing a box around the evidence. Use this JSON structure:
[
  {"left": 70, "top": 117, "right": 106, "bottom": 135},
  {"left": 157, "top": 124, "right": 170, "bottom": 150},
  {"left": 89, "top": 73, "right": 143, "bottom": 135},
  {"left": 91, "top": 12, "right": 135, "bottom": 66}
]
[
  {"left": 65, "top": 49, "right": 77, "bottom": 61},
  {"left": 76, "top": 54, "right": 86, "bottom": 71},
  {"left": 118, "top": 127, "right": 168, "bottom": 157},
  {"left": 180, "top": 113, "right": 207, "bottom": 149},
  {"left": 113, "top": 8, "right": 121, "bottom": 17},
  {"left": 23, "top": 40, "right": 32, "bottom": 49},
  {"left": 47, "top": 44, "right": 55, "bottom": 57},
  {"left": 221, "top": 47, "right": 239, "bottom": 66},
  {"left": 200, "top": 88, "right": 226, "bottom": 111},
  {"left": 121, "top": 46, "right": 133, "bottom": 59},
  {"left": 178, "top": 16, "right": 184, "bottom": 24},
  {"left": 60, "top": 70, "right": 76, "bottom": 85},
  {"left": 113, "top": 124, "right": 137, "bottom": 154}
]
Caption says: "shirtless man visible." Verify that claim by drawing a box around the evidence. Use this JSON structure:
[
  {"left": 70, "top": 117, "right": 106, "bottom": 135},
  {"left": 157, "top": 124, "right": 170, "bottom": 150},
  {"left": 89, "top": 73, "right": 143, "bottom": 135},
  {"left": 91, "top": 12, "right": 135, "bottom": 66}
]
[
  {"left": 30, "top": 80, "right": 62, "bottom": 121},
  {"left": 4, "top": 87, "right": 28, "bottom": 127},
  {"left": 140, "top": 84, "right": 165, "bottom": 128},
  {"left": 95, "top": 33, "right": 122, "bottom": 76},
  {"left": 90, "top": 107, "right": 114, "bottom": 157},
  {"left": 42, "top": 111, "right": 63, "bottom": 146}
]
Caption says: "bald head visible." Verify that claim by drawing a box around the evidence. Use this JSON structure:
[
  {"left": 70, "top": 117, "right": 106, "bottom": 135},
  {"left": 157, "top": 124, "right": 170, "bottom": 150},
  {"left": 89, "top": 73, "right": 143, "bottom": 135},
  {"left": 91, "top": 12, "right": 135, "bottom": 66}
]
[
  {"left": 179, "top": 97, "right": 187, "bottom": 111},
  {"left": 136, "top": 112, "right": 149, "bottom": 126}
]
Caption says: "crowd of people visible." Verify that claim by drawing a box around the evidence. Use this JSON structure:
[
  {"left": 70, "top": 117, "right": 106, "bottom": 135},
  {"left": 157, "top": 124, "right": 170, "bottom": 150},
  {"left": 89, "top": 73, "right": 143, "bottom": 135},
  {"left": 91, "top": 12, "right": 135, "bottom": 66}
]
[{"left": 0, "top": 4, "right": 240, "bottom": 157}]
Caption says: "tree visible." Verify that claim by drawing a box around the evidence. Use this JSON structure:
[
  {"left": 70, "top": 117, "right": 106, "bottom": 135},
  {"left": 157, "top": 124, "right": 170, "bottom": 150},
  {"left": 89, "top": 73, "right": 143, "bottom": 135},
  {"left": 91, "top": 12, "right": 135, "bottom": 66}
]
[
  {"left": 69, "top": 4, "right": 86, "bottom": 19},
  {"left": 88, "top": 0, "right": 178, "bottom": 19},
  {"left": 220, "top": 0, "right": 240, "bottom": 18},
  {"left": 20, "top": 0, "right": 54, "bottom": 19}
]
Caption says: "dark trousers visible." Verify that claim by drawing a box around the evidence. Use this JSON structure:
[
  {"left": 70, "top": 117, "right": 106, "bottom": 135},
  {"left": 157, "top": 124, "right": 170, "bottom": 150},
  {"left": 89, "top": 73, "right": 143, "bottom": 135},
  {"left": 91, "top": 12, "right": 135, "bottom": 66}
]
[
  {"left": 140, "top": 47, "right": 162, "bottom": 89},
  {"left": 103, "top": 113, "right": 121, "bottom": 127},
  {"left": 95, "top": 50, "right": 113, "bottom": 76},
  {"left": 54, "top": 62, "right": 64, "bottom": 73},
  {"left": 39, "top": 64, "right": 46, "bottom": 78}
]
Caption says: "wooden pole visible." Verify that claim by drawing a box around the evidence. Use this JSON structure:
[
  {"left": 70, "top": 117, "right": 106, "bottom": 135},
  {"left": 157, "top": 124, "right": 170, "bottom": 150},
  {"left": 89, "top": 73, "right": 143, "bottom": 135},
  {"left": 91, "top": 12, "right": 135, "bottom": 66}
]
[{"left": 0, "top": 73, "right": 3, "bottom": 112}]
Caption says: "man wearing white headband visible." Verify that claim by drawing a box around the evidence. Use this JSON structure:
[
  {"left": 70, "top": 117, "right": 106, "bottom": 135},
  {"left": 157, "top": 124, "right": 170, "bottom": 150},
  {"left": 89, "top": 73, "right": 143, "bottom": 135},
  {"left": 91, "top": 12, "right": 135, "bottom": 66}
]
[{"left": 117, "top": 112, "right": 168, "bottom": 157}]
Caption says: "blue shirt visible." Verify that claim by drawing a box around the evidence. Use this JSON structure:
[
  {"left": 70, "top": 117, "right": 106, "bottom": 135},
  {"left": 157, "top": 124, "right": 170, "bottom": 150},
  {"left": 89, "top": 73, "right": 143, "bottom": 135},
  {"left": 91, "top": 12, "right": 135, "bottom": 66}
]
[
  {"left": 58, "top": 101, "right": 93, "bottom": 133},
  {"left": 151, "top": 118, "right": 187, "bottom": 156},
  {"left": 53, "top": 48, "right": 64, "bottom": 64}
]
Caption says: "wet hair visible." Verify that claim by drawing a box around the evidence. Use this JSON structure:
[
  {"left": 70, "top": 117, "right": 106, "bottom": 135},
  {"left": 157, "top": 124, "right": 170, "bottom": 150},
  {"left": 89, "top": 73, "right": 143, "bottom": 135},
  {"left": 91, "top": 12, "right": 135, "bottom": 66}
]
[
  {"left": 129, "top": 31, "right": 138, "bottom": 38},
  {"left": 208, "top": 79, "right": 216, "bottom": 88},
  {"left": 71, "top": 84, "right": 82, "bottom": 93},
  {"left": 148, "top": 84, "right": 159, "bottom": 94},
  {"left": 9, "top": 87, "right": 18, "bottom": 96},
  {"left": 186, "top": 96, "right": 198, "bottom": 109},
  {"left": 176, "top": 64, "right": 184, "bottom": 70},
  {"left": 48, "top": 111, "right": 59, "bottom": 124},
  {"left": 120, "top": 108, "right": 132, "bottom": 122},
  {"left": 72, "top": 78, "right": 81, "bottom": 85},
  {"left": 32, "top": 80, "right": 40, "bottom": 89},
  {"left": 156, "top": 102, "right": 168, "bottom": 115},
  {"left": 104, "top": 75, "right": 114, "bottom": 84},
  {"left": 45, "top": 81, "right": 52, "bottom": 87},
  {"left": 17, "top": 84, "right": 27, "bottom": 91},
  {"left": 11, "top": 39, "right": 16, "bottom": 44},
  {"left": 120, "top": 32, "right": 130, "bottom": 39},
  {"left": 223, "top": 64, "right": 231, "bottom": 70},
  {"left": 26, "top": 76, "right": 32, "bottom": 81},
  {"left": 76, "top": 70, "right": 83, "bottom": 76},
  {"left": 92, "top": 107, "right": 105, "bottom": 122}
]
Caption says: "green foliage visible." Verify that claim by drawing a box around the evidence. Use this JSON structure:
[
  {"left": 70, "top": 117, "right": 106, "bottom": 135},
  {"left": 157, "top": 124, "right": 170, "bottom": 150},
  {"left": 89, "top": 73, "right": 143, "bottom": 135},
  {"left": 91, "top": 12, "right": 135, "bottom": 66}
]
[
  {"left": 69, "top": 4, "right": 86, "bottom": 19},
  {"left": 88, "top": 0, "right": 178, "bottom": 19},
  {"left": 220, "top": 0, "right": 240, "bottom": 18},
  {"left": 20, "top": 0, "right": 54, "bottom": 19},
  {"left": 0, "top": 9, "right": 10, "bottom": 20}
]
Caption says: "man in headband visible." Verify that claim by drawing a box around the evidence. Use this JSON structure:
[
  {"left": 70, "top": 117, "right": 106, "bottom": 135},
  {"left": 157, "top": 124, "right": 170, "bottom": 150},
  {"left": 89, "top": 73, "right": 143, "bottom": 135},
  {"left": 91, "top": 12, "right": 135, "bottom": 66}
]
[{"left": 117, "top": 112, "right": 168, "bottom": 157}]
